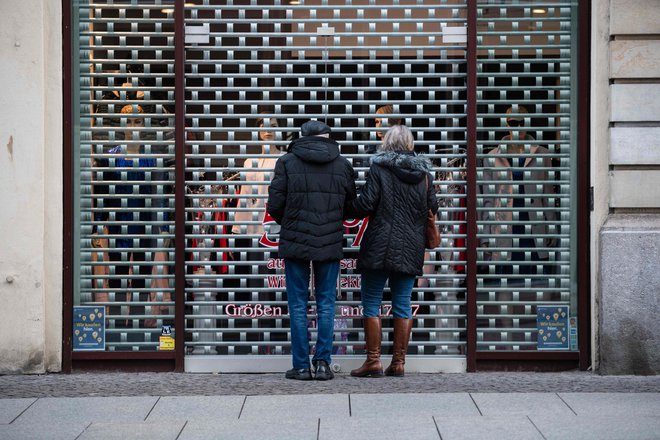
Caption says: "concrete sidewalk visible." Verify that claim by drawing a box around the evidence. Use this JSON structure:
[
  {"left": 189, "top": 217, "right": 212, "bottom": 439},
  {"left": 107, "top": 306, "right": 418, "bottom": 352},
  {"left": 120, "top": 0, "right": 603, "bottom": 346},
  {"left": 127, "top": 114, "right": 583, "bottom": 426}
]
[{"left": 1, "top": 372, "right": 659, "bottom": 439}]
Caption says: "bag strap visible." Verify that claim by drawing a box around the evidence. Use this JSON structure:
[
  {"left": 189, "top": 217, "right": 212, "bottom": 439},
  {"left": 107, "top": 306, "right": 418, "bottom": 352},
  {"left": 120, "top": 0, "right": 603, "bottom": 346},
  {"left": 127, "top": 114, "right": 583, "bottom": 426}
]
[{"left": 424, "top": 174, "right": 430, "bottom": 211}]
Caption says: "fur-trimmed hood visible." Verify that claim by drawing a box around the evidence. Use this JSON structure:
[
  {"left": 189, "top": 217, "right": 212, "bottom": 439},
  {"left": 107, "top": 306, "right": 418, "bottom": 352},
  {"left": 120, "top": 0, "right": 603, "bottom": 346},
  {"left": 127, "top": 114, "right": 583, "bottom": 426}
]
[{"left": 371, "top": 150, "right": 431, "bottom": 184}]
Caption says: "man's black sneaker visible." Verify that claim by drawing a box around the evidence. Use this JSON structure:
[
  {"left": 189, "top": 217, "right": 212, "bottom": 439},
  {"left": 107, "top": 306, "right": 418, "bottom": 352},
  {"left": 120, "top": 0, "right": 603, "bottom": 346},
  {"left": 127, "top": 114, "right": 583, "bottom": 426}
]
[
  {"left": 313, "top": 360, "right": 334, "bottom": 381},
  {"left": 285, "top": 368, "right": 312, "bottom": 380}
]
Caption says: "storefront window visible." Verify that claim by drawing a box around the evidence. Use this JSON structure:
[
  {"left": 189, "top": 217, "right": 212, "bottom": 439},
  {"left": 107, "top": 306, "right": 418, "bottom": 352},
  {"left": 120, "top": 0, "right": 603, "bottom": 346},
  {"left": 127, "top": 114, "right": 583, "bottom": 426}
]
[
  {"left": 475, "top": 1, "right": 578, "bottom": 351},
  {"left": 74, "top": 0, "right": 176, "bottom": 351}
]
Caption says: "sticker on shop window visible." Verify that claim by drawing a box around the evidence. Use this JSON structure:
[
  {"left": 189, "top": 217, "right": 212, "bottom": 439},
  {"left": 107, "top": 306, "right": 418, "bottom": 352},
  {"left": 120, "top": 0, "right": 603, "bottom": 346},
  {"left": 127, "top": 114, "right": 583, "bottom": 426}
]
[
  {"left": 159, "top": 325, "right": 175, "bottom": 351},
  {"left": 73, "top": 306, "right": 105, "bottom": 351},
  {"left": 537, "top": 306, "right": 569, "bottom": 350}
]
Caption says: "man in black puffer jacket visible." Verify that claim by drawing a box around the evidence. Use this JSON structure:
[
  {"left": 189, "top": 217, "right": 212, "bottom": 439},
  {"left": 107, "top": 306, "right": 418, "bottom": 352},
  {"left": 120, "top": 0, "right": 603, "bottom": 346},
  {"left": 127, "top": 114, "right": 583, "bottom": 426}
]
[{"left": 267, "top": 120, "right": 357, "bottom": 381}]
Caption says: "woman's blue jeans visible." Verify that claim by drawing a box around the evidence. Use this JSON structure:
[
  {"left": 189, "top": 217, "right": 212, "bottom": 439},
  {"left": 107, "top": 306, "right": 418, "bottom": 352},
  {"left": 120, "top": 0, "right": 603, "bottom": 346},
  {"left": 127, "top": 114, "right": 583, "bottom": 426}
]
[
  {"left": 360, "top": 269, "right": 416, "bottom": 319},
  {"left": 285, "top": 258, "right": 339, "bottom": 369}
]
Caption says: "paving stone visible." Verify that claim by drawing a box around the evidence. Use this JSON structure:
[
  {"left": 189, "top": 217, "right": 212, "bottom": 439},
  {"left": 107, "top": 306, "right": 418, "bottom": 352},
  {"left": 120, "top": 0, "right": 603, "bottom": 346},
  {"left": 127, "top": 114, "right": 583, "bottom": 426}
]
[
  {"left": 78, "top": 421, "right": 185, "bottom": 440},
  {"left": 239, "top": 394, "right": 349, "bottom": 421},
  {"left": 147, "top": 395, "right": 245, "bottom": 421},
  {"left": 558, "top": 392, "right": 660, "bottom": 416},
  {"left": 0, "top": 398, "right": 36, "bottom": 424},
  {"left": 13, "top": 396, "right": 158, "bottom": 424},
  {"left": 530, "top": 414, "right": 660, "bottom": 440},
  {"left": 434, "top": 416, "right": 544, "bottom": 440},
  {"left": 350, "top": 393, "right": 480, "bottom": 418},
  {"left": 179, "top": 416, "right": 319, "bottom": 440},
  {"left": 470, "top": 393, "right": 576, "bottom": 417},
  {"left": 319, "top": 415, "right": 440, "bottom": 440},
  {"left": 0, "top": 420, "right": 87, "bottom": 440}
]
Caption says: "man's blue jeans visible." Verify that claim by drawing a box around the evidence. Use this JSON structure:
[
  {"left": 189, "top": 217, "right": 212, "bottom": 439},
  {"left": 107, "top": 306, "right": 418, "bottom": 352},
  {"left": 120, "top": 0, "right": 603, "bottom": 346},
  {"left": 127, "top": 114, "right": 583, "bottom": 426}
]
[
  {"left": 360, "top": 269, "right": 416, "bottom": 319},
  {"left": 285, "top": 258, "right": 339, "bottom": 369}
]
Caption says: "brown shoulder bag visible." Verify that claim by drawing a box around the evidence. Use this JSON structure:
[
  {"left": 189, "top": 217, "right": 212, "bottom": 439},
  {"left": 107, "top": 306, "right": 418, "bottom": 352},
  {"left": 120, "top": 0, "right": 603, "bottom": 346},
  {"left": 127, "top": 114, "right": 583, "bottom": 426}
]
[{"left": 425, "top": 175, "right": 440, "bottom": 249}]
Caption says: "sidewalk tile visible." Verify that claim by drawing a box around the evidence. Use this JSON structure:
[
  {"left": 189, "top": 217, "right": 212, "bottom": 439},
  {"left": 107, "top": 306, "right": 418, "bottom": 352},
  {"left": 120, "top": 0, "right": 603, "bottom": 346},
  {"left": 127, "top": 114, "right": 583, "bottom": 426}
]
[
  {"left": 0, "top": 421, "right": 86, "bottom": 440},
  {"left": 319, "top": 415, "right": 440, "bottom": 440},
  {"left": 239, "top": 394, "right": 349, "bottom": 421},
  {"left": 470, "top": 393, "right": 575, "bottom": 416},
  {"left": 350, "top": 393, "right": 479, "bottom": 417},
  {"left": 14, "top": 396, "right": 159, "bottom": 424},
  {"left": 179, "top": 416, "right": 319, "bottom": 440},
  {"left": 0, "top": 398, "right": 36, "bottom": 424},
  {"left": 434, "top": 416, "right": 544, "bottom": 440},
  {"left": 78, "top": 421, "right": 185, "bottom": 440},
  {"left": 147, "top": 395, "right": 245, "bottom": 421},
  {"left": 558, "top": 392, "right": 660, "bottom": 416},
  {"left": 530, "top": 414, "right": 660, "bottom": 440}
]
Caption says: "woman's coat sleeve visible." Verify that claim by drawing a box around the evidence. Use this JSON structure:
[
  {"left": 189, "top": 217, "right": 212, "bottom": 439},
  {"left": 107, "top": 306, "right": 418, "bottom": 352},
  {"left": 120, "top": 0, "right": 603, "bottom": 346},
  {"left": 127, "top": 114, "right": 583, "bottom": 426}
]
[{"left": 345, "top": 165, "right": 381, "bottom": 219}]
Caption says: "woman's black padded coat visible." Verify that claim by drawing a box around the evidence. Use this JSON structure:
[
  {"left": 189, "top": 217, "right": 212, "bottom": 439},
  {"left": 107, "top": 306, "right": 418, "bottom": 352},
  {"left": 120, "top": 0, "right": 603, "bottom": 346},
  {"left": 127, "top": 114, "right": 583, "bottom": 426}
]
[
  {"left": 346, "top": 151, "right": 438, "bottom": 276},
  {"left": 267, "top": 136, "right": 357, "bottom": 262}
]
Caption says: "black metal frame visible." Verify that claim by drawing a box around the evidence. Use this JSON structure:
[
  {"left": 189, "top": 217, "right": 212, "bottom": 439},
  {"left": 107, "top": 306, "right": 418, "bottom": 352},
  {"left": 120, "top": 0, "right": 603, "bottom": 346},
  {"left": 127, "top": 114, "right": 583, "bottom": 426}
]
[
  {"left": 466, "top": 0, "right": 478, "bottom": 372},
  {"left": 62, "top": 0, "right": 73, "bottom": 374}
]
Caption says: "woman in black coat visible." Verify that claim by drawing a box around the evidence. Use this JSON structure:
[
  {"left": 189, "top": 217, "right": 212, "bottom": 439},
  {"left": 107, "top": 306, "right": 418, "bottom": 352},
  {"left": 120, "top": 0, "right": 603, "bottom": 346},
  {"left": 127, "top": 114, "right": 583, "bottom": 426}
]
[{"left": 346, "top": 125, "right": 438, "bottom": 377}]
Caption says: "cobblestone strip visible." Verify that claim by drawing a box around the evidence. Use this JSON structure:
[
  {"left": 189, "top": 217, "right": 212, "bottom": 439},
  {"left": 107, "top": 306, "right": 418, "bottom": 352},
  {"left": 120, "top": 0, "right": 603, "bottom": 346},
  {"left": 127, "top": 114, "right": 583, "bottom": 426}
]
[{"left": 0, "top": 372, "right": 659, "bottom": 398}]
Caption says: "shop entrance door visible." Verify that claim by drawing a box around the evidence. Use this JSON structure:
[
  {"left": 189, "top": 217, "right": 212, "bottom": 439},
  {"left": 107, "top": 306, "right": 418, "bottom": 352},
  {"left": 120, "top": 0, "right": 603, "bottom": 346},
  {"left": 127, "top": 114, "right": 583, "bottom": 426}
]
[{"left": 182, "top": 0, "right": 469, "bottom": 372}]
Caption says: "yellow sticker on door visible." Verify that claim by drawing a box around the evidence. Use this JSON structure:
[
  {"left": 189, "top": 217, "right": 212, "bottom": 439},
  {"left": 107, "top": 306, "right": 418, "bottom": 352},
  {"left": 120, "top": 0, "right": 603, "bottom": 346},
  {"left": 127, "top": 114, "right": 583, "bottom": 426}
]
[{"left": 159, "top": 335, "right": 175, "bottom": 351}]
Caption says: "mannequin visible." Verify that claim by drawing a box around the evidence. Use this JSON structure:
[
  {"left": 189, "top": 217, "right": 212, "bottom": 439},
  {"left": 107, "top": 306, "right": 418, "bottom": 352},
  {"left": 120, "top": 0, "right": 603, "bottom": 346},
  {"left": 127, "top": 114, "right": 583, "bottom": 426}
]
[
  {"left": 480, "top": 105, "right": 557, "bottom": 274},
  {"left": 478, "top": 105, "right": 557, "bottom": 345},
  {"left": 231, "top": 115, "right": 284, "bottom": 237},
  {"left": 93, "top": 104, "right": 172, "bottom": 333},
  {"left": 374, "top": 104, "right": 402, "bottom": 143},
  {"left": 231, "top": 113, "right": 286, "bottom": 354}
]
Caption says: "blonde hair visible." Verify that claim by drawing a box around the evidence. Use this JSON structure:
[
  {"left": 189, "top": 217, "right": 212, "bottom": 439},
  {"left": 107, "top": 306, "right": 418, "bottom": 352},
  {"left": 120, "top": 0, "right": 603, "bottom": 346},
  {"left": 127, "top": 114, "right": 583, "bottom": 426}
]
[{"left": 381, "top": 125, "right": 414, "bottom": 152}]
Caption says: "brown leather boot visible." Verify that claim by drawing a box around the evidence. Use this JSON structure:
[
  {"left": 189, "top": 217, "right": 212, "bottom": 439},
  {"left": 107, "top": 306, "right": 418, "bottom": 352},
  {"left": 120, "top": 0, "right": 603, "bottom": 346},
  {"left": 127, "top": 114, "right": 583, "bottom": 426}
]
[
  {"left": 385, "top": 318, "right": 413, "bottom": 377},
  {"left": 350, "top": 317, "right": 383, "bottom": 377}
]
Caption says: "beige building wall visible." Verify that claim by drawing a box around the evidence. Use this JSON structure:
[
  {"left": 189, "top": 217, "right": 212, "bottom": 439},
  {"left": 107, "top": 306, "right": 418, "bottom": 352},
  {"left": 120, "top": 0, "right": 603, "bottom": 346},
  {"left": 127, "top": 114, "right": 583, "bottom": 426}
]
[
  {"left": 597, "top": 0, "right": 660, "bottom": 374},
  {"left": 0, "top": 0, "right": 63, "bottom": 373}
]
